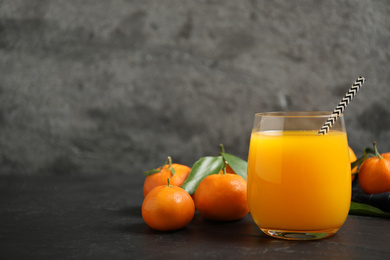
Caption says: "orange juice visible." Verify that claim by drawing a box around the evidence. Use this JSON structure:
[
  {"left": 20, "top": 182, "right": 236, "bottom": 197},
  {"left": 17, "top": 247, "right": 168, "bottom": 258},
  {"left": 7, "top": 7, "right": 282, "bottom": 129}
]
[{"left": 247, "top": 130, "right": 351, "bottom": 233}]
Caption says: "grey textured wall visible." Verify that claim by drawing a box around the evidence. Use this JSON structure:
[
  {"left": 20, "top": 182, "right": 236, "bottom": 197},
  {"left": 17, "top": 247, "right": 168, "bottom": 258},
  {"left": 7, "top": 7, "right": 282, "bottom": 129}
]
[{"left": 1, "top": 0, "right": 389, "bottom": 175}]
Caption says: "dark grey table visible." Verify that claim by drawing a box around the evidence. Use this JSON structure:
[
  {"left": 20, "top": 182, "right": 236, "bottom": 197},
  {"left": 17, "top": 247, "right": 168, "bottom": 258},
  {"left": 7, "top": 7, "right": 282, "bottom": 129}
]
[{"left": 1, "top": 173, "right": 390, "bottom": 259}]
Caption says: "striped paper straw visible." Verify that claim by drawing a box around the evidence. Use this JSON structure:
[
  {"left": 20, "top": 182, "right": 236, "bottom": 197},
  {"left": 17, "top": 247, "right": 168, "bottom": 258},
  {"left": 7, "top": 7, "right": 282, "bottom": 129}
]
[{"left": 318, "top": 76, "right": 365, "bottom": 135}]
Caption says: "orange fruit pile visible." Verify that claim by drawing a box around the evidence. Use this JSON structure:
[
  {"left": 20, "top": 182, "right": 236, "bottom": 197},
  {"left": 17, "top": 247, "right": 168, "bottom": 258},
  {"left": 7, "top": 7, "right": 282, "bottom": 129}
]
[{"left": 141, "top": 156, "right": 250, "bottom": 231}]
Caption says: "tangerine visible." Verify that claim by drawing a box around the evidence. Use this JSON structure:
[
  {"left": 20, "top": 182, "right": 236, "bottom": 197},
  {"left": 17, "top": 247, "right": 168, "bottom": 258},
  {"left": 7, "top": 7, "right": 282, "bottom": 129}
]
[
  {"left": 358, "top": 142, "right": 390, "bottom": 194},
  {"left": 193, "top": 172, "right": 249, "bottom": 221},
  {"left": 143, "top": 157, "right": 191, "bottom": 197},
  {"left": 142, "top": 179, "right": 195, "bottom": 231}
]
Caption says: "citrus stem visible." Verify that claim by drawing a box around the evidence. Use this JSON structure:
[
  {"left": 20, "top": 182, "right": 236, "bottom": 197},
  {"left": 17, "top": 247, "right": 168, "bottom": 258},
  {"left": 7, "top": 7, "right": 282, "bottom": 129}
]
[
  {"left": 373, "top": 142, "right": 383, "bottom": 159},
  {"left": 167, "top": 178, "right": 171, "bottom": 187},
  {"left": 222, "top": 161, "right": 227, "bottom": 175},
  {"left": 166, "top": 156, "right": 175, "bottom": 175},
  {"left": 167, "top": 156, "right": 172, "bottom": 168},
  {"left": 219, "top": 144, "right": 225, "bottom": 153}
]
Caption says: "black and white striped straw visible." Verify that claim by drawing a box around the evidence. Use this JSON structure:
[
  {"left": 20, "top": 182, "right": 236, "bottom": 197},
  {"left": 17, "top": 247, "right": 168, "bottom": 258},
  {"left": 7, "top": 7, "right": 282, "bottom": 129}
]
[{"left": 318, "top": 76, "right": 365, "bottom": 135}]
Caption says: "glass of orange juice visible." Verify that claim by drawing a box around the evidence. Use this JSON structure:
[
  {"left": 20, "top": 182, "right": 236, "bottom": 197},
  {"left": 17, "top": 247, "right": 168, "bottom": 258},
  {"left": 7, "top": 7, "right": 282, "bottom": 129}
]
[{"left": 247, "top": 111, "right": 351, "bottom": 240}]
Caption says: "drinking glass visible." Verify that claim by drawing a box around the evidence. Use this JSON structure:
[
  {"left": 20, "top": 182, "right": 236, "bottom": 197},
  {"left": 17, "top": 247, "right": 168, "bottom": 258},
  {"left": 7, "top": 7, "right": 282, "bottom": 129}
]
[{"left": 247, "top": 111, "right": 351, "bottom": 240}]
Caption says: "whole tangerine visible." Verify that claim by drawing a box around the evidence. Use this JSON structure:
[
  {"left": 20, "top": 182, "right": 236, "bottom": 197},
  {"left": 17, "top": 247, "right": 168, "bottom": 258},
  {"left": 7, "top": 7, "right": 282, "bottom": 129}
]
[
  {"left": 193, "top": 172, "right": 249, "bottom": 221},
  {"left": 142, "top": 179, "right": 195, "bottom": 231},
  {"left": 143, "top": 157, "right": 191, "bottom": 197},
  {"left": 358, "top": 142, "right": 390, "bottom": 194}
]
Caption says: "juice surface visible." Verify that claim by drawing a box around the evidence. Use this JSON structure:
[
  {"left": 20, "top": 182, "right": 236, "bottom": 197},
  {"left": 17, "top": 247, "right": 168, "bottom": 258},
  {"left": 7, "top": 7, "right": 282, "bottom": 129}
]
[{"left": 247, "top": 130, "right": 351, "bottom": 231}]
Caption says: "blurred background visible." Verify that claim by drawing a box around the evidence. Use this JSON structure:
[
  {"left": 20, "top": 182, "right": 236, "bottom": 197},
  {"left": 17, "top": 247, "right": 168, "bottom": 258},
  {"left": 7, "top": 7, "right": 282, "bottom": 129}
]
[{"left": 0, "top": 0, "right": 389, "bottom": 175}]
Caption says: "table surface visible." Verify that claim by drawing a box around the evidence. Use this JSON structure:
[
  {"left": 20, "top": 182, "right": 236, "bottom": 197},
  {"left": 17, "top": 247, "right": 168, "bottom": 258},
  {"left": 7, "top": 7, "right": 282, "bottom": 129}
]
[{"left": 1, "top": 173, "right": 390, "bottom": 260}]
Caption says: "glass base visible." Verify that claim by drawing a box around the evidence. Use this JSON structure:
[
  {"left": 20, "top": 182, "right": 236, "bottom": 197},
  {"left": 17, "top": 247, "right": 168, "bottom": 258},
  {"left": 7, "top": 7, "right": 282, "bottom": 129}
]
[{"left": 260, "top": 227, "right": 340, "bottom": 241}]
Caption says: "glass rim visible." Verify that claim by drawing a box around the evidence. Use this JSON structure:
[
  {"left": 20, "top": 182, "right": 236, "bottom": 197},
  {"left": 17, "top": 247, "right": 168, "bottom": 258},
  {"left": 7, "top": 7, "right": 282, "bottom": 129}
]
[{"left": 254, "top": 111, "right": 343, "bottom": 118}]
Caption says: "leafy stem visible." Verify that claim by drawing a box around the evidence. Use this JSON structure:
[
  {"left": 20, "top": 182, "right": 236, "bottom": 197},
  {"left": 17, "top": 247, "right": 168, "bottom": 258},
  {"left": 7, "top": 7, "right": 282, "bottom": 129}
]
[
  {"left": 219, "top": 143, "right": 248, "bottom": 180},
  {"left": 351, "top": 154, "right": 369, "bottom": 170},
  {"left": 350, "top": 146, "right": 376, "bottom": 172},
  {"left": 166, "top": 156, "right": 175, "bottom": 175},
  {"left": 143, "top": 156, "right": 175, "bottom": 176}
]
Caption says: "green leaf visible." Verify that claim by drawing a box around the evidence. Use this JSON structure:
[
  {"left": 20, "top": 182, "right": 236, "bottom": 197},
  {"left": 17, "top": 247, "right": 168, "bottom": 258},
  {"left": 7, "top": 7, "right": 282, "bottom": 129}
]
[
  {"left": 221, "top": 152, "right": 247, "bottom": 180},
  {"left": 181, "top": 156, "right": 224, "bottom": 195},
  {"left": 364, "top": 147, "right": 375, "bottom": 155},
  {"left": 351, "top": 158, "right": 364, "bottom": 171},
  {"left": 349, "top": 201, "right": 390, "bottom": 218},
  {"left": 143, "top": 168, "right": 160, "bottom": 176}
]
